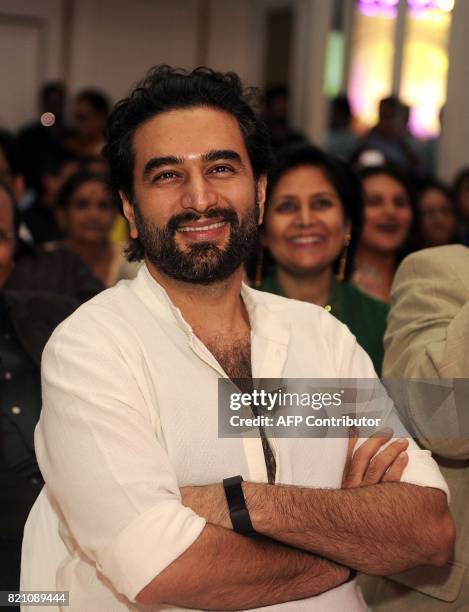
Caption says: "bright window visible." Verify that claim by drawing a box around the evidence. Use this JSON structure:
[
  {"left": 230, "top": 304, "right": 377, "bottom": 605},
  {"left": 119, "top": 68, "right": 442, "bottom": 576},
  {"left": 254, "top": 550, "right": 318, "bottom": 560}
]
[
  {"left": 347, "top": 0, "right": 453, "bottom": 136},
  {"left": 348, "top": 2, "right": 397, "bottom": 129},
  {"left": 401, "top": 3, "right": 452, "bottom": 137}
]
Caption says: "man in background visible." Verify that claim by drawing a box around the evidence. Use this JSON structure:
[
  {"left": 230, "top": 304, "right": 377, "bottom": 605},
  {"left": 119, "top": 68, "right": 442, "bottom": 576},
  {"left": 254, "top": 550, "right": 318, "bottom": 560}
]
[
  {"left": 17, "top": 82, "right": 71, "bottom": 193},
  {"left": 361, "top": 244, "right": 469, "bottom": 610},
  {"left": 262, "top": 84, "right": 306, "bottom": 152},
  {"left": 0, "top": 179, "right": 76, "bottom": 601}
]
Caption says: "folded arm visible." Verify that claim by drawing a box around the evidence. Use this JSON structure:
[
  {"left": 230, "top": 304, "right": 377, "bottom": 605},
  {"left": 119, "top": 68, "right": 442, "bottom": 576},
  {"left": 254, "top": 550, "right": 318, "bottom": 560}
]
[
  {"left": 182, "top": 481, "right": 453, "bottom": 576},
  {"left": 136, "top": 524, "right": 349, "bottom": 608},
  {"left": 181, "top": 433, "right": 454, "bottom": 576}
]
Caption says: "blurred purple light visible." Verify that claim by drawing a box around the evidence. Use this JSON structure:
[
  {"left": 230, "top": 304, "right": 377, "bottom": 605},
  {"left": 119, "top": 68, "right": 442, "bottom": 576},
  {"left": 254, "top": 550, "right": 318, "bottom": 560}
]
[
  {"left": 357, "top": 0, "right": 399, "bottom": 18},
  {"left": 358, "top": 0, "right": 454, "bottom": 13}
]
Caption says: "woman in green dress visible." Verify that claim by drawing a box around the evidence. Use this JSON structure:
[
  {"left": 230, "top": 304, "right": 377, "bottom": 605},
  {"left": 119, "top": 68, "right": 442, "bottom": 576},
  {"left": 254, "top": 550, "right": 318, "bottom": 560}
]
[{"left": 256, "top": 143, "right": 388, "bottom": 374}]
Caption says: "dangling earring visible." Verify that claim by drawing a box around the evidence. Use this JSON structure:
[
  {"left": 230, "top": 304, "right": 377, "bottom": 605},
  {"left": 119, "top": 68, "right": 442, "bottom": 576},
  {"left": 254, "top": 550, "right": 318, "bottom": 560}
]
[
  {"left": 254, "top": 245, "right": 264, "bottom": 289},
  {"left": 337, "top": 233, "right": 351, "bottom": 282}
]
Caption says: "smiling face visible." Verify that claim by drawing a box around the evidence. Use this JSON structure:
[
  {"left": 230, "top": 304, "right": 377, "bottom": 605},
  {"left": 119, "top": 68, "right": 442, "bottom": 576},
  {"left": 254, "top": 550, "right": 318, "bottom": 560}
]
[
  {"left": 121, "top": 106, "right": 266, "bottom": 284},
  {"left": 263, "top": 165, "right": 349, "bottom": 277},
  {"left": 360, "top": 173, "right": 413, "bottom": 254},
  {"left": 62, "top": 180, "right": 116, "bottom": 244}
]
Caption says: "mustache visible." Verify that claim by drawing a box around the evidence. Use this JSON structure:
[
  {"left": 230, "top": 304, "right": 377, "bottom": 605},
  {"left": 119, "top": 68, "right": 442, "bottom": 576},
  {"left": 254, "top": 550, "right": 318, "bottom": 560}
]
[{"left": 167, "top": 207, "right": 239, "bottom": 234}]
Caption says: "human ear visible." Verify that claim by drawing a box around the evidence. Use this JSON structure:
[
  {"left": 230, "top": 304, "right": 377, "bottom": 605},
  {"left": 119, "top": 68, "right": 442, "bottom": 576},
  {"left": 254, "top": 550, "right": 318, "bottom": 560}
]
[
  {"left": 120, "top": 192, "right": 138, "bottom": 239},
  {"left": 256, "top": 174, "right": 267, "bottom": 225}
]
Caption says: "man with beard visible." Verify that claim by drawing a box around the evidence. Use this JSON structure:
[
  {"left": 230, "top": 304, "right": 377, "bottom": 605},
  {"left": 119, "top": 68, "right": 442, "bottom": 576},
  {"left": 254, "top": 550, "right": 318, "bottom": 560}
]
[{"left": 21, "top": 66, "right": 453, "bottom": 612}]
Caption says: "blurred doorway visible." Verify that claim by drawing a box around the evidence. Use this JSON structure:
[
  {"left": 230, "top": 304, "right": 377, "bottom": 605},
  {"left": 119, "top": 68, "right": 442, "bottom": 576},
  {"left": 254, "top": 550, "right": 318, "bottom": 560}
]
[{"left": 0, "top": 15, "right": 44, "bottom": 129}]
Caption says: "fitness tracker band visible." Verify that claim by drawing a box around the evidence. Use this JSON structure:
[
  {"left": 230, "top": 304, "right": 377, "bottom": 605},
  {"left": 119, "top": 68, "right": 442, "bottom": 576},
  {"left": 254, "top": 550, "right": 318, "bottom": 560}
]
[{"left": 223, "top": 475, "right": 255, "bottom": 535}]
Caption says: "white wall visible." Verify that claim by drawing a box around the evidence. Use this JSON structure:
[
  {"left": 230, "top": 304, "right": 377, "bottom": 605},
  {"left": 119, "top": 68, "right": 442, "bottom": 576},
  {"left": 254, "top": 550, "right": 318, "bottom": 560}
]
[
  {"left": 0, "top": 0, "right": 268, "bottom": 129},
  {"left": 438, "top": 0, "right": 469, "bottom": 181},
  {"left": 206, "top": 0, "right": 265, "bottom": 87},
  {"left": 68, "top": 0, "right": 199, "bottom": 102},
  {"left": 0, "top": 0, "right": 64, "bottom": 128},
  {"left": 290, "top": 0, "right": 334, "bottom": 145},
  {"left": 0, "top": 0, "right": 64, "bottom": 78}
]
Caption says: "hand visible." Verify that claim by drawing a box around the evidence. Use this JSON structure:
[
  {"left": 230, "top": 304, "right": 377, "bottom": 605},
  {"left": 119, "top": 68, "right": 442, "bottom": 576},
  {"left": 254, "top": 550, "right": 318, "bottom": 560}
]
[{"left": 342, "top": 427, "right": 409, "bottom": 489}]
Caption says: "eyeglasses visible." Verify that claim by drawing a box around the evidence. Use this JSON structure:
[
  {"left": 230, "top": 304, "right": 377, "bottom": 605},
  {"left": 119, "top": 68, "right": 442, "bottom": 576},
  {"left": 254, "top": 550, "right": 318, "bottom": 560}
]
[{"left": 0, "top": 229, "right": 14, "bottom": 245}]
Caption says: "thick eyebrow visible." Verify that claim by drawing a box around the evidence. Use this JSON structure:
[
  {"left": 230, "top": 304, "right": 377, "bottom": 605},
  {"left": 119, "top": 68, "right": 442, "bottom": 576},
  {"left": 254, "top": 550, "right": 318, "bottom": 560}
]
[
  {"left": 143, "top": 156, "right": 184, "bottom": 178},
  {"left": 142, "top": 149, "right": 244, "bottom": 179},
  {"left": 201, "top": 149, "right": 243, "bottom": 164},
  {"left": 274, "top": 190, "right": 339, "bottom": 200}
]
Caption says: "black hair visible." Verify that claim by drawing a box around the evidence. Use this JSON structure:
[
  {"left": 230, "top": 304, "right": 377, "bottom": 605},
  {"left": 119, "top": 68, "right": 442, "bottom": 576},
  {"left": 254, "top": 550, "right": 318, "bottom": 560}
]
[
  {"left": 260, "top": 143, "right": 364, "bottom": 280},
  {"left": 57, "top": 170, "right": 118, "bottom": 211},
  {"left": 0, "top": 130, "right": 20, "bottom": 176},
  {"left": 416, "top": 178, "right": 453, "bottom": 204},
  {"left": 40, "top": 152, "right": 78, "bottom": 178},
  {"left": 103, "top": 64, "right": 272, "bottom": 261},
  {"left": 453, "top": 166, "right": 469, "bottom": 201},
  {"left": 358, "top": 164, "right": 415, "bottom": 203},
  {"left": 77, "top": 89, "right": 111, "bottom": 116},
  {"left": 330, "top": 95, "right": 352, "bottom": 126},
  {"left": 40, "top": 81, "right": 65, "bottom": 106},
  {"left": 264, "top": 85, "right": 289, "bottom": 106},
  {"left": 378, "top": 95, "right": 401, "bottom": 115},
  {"left": 0, "top": 177, "right": 21, "bottom": 247}
]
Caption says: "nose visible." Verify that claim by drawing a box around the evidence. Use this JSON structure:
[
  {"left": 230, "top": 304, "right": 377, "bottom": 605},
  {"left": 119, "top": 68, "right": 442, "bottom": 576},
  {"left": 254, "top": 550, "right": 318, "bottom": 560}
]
[
  {"left": 294, "top": 202, "right": 315, "bottom": 227},
  {"left": 180, "top": 174, "right": 218, "bottom": 213},
  {"left": 376, "top": 197, "right": 396, "bottom": 218}
]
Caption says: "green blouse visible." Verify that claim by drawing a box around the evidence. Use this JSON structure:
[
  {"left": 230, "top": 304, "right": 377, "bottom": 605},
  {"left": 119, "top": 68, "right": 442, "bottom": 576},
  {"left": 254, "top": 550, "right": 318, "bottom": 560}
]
[{"left": 260, "top": 273, "right": 389, "bottom": 375}]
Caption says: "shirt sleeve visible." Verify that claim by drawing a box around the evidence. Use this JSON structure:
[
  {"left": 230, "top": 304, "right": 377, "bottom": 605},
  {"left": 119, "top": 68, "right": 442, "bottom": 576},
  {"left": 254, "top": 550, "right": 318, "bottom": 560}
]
[
  {"left": 383, "top": 249, "right": 469, "bottom": 460},
  {"left": 35, "top": 306, "right": 206, "bottom": 603},
  {"left": 327, "top": 311, "right": 450, "bottom": 499}
]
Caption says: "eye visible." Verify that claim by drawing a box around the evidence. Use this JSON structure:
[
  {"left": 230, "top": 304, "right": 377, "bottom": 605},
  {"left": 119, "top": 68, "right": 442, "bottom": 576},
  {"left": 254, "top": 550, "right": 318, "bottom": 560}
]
[
  {"left": 98, "top": 199, "right": 114, "bottom": 211},
  {"left": 72, "top": 198, "right": 90, "bottom": 210},
  {"left": 366, "top": 195, "right": 383, "bottom": 206},
  {"left": 274, "top": 200, "right": 297, "bottom": 213},
  {"left": 312, "top": 198, "right": 333, "bottom": 210},
  {"left": 210, "top": 164, "right": 233, "bottom": 175},
  {"left": 152, "top": 170, "right": 179, "bottom": 183}
]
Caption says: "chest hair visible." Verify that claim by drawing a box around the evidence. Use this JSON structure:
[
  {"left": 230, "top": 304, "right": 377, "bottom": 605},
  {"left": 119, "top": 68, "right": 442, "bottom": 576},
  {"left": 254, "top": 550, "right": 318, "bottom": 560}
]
[{"left": 204, "top": 334, "right": 252, "bottom": 381}]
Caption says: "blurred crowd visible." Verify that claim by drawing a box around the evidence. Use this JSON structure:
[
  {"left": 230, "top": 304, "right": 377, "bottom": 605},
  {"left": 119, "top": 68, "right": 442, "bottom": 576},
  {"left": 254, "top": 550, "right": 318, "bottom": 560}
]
[
  {"left": 0, "top": 82, "right": 139, "bottom": 304},
  {"left": 1, "top": 77, "right": 469, "bottom": 599},
  {"left": 0, "top": 82, "right": 468, "bottom": 307}
]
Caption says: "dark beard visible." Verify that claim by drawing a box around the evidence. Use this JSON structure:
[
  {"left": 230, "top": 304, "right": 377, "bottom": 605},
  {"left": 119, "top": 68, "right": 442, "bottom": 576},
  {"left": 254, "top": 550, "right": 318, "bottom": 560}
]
[{"left": 133, "top": 200, "right": 260, "bottom": 284}]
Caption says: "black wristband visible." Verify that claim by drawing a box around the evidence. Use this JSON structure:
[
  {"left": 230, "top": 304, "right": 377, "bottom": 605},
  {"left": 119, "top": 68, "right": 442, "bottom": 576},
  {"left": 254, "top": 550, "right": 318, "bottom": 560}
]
[{"left": 223, "top": 475, "right": 255, "bottom": 535}]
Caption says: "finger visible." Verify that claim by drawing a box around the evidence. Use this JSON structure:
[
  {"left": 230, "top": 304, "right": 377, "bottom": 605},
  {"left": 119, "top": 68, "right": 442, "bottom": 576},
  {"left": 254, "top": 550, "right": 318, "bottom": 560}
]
[
  {"left": 362, "top": 439, "right": 409, "bottom": 486},
  {"left": 342, "top": 427, "right": 359, "bottom": 486},
  {"left": 344, "top": 428, "right": 394, "bottom": 488},
  {"left": 382, "top": 451, "right": 409, "bottom": 483}
]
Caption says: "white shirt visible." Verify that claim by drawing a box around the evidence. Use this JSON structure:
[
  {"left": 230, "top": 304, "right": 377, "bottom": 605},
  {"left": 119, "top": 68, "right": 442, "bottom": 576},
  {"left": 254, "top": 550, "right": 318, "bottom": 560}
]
[{"left": 21, "top": 265, "right": 448, "bottom": 611}]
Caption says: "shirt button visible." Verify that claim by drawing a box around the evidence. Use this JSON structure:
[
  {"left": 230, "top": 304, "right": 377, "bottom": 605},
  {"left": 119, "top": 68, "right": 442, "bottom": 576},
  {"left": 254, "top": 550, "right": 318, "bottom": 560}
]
[
  {"left": 11, "top": 406, "right": 21, "bottom": 415},
  {"left": 4, "top": 371, "right": 12, "bottom": 381}
]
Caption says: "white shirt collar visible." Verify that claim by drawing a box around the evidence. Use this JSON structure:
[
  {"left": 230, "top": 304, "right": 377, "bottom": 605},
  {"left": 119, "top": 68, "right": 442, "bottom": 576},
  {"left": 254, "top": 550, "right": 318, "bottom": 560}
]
[{"left": 132, "top": 263, "right": 290, "bottom": 350}]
